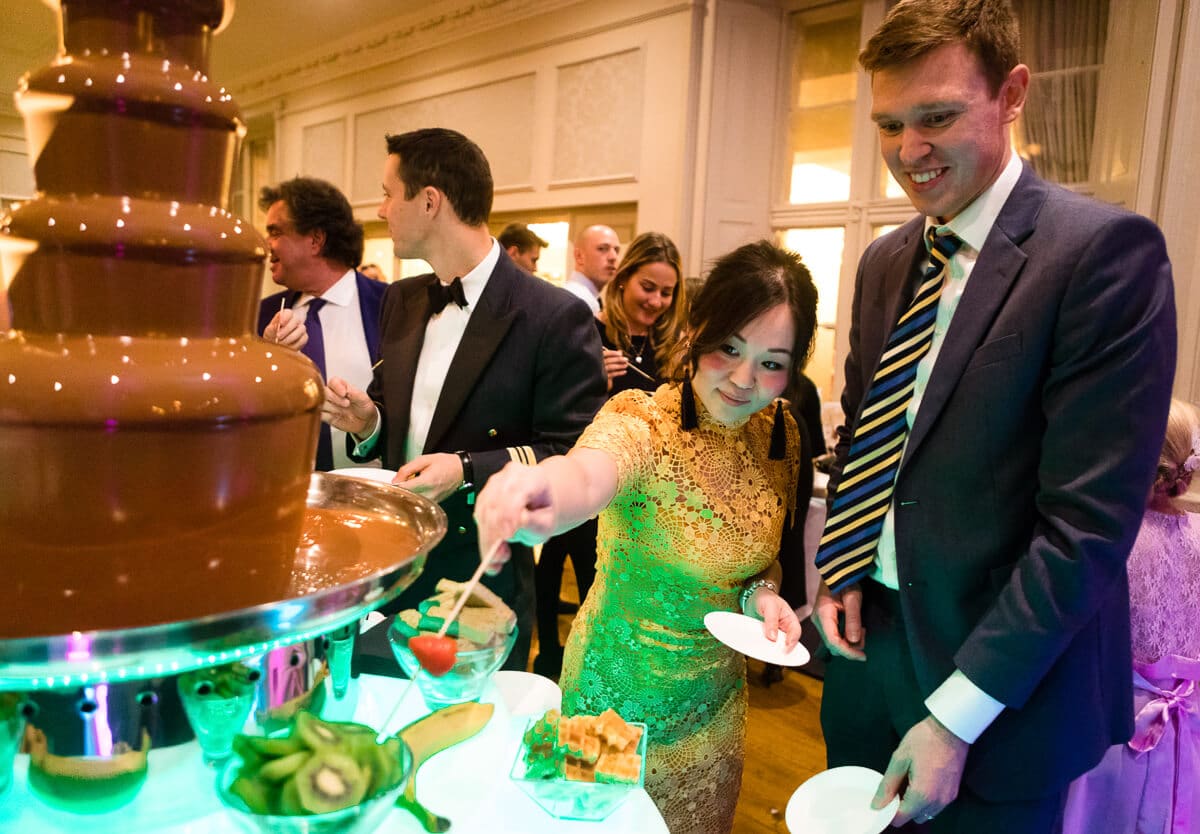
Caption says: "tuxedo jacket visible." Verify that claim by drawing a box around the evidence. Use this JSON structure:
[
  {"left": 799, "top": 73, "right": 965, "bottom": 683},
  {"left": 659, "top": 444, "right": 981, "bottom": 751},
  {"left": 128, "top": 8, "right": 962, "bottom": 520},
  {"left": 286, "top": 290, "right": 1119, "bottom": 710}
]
[
  {"left": 350, "top": 251, "right": 607, "bottom": 655},
  {"left": 256, "top": 270, "right": 386, "bottom": 363},
  {"left": 829, "top": 165, "right": 1176, "bottom": 800}
]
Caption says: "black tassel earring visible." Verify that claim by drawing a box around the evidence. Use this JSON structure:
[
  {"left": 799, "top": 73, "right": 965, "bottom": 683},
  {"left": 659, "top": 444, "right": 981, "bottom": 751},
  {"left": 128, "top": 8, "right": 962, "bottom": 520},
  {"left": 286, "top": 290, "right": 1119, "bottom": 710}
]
[
  {"left": 769, "top": 398, "right": 787, "bottom": 460},
  {"left": 680, "top": 375, "right": 698, "bottom": 430}
]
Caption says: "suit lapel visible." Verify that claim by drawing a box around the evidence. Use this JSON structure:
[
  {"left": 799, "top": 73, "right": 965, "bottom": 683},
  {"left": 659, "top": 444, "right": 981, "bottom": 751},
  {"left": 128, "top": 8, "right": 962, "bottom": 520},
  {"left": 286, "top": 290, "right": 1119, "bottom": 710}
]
[
  {"left": 902, "top": 171, "right": 1043, "bottom": 466},
  {"left": 422, "top": 263, "right": 520, "bottom": 453},
  {"left": 386, "top": 279, "right": 433, "bottom": 450}
]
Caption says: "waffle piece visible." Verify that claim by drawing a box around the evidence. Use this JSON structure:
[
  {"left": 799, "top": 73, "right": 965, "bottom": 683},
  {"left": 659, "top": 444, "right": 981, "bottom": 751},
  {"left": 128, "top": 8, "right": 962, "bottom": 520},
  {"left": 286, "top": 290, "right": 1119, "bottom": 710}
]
[{"left": 595, "top": 752, "right": 642, "bottom": 785}]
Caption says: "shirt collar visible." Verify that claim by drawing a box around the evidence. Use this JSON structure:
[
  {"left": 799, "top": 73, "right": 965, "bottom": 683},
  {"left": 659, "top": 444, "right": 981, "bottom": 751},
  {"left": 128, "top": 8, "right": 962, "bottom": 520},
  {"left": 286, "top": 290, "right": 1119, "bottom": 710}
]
[
  {"left": 568, "top": 271, "right": 600, "bottom": 299},
  {"left": 440, "top": 239, "right": 498, "bottom": 309},
  {"left": 926, "top": 152, "right": 1023, "bottom": 252},
  {"left": 299, "top": 269, "right": 356, "bottom": 308}
]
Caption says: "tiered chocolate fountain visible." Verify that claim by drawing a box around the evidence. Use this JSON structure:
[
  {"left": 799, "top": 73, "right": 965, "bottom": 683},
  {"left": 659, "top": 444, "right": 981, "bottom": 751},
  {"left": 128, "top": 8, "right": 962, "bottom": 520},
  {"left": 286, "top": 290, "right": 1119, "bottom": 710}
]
[{"left": 0, "top": 0, "right": 443, "bottom": 816}]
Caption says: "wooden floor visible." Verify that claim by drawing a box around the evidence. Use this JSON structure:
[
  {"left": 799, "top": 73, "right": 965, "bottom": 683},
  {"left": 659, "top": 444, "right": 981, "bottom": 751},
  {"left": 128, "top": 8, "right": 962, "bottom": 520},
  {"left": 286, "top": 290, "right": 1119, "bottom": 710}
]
[{"left": 533, "top": 558, "right": 828, "bottom": 833}]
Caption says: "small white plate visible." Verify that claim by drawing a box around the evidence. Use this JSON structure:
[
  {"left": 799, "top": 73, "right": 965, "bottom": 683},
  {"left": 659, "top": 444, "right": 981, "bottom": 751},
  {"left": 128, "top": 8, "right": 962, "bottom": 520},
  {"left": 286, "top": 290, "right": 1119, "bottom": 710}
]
[
  {"left": 329, "top": 467, "right": 398, "bottom": 484},
  {"left": 702, "top": 611, "right": 810, "bottom": 666},
  {"left": 491, "top": 670, "right": 562, "bottom": 716},
  {"left": 785, "top": 766, "right": 899, "bottom": 834}
]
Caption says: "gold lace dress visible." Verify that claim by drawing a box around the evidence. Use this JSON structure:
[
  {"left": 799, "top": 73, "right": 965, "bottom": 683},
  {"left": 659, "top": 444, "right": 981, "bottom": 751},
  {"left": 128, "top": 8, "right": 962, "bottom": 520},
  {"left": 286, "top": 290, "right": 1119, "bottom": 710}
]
[{"left": 559, "top": 383, "right": 800, "bottom": 834}]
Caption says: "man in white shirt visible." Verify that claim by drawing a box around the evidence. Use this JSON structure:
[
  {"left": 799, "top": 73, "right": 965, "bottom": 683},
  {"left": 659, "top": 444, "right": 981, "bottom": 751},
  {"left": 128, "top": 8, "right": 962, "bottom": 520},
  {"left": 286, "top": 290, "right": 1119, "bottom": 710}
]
[
  {"left": 564, "top": 224, "right": 619, "bottom": 314},
  {"left": 324, "top": 128, "right": 606, "bottom": 669},
  {"left": 257, "top": 177, "right": 386, "bottom": 471},
  {"left": 812, "top": 1, "right": 1175, "bottom": 831}
]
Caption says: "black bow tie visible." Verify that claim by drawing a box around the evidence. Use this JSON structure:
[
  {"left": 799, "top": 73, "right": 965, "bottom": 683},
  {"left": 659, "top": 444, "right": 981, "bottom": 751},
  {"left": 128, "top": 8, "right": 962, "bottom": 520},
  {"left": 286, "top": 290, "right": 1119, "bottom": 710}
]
[{"left": 427, "top": 277, "right": 468, "bottom": 315}]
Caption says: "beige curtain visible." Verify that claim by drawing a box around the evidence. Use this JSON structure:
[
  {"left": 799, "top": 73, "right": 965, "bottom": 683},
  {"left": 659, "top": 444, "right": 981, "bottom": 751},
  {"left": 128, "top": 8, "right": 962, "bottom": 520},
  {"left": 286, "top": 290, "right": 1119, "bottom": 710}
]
[{"left": 1011, "top": 0, "right": 1110, "bottom": 185}]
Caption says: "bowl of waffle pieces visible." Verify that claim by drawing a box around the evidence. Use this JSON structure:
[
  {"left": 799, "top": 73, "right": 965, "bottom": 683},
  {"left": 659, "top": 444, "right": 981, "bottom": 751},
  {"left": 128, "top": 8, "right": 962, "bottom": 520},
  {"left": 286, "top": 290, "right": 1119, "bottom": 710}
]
[{"left": 510, "top": 708, "right": 647, "bottom": 821}]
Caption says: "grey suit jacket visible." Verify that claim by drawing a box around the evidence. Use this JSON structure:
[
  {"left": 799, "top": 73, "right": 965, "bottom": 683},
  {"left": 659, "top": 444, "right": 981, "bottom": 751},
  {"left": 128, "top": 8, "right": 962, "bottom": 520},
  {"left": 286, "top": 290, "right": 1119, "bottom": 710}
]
[{"left": 829, "top": 164, "right": 1176, "bottom": 800}]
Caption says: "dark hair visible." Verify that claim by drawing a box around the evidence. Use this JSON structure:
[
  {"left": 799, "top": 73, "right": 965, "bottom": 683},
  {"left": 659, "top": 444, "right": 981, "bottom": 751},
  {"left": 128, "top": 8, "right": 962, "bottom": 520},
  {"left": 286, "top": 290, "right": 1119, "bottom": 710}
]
[
  {"left": 258, "top": 177, "right": 364, "bottom": 268},
  {"left": 498, "top": 223, "right": 549, "bottom": 252},
  {"left": 384, "top": 128, "right": 493, "bottom": 226},
  {"left": 601, "top": 232, "right": 687, "bottom": 369},
  {"left": 667, "top": 241, "right": 818, "bottom": 391},
  {"left": 859, "top": 0, "right": 1020, "bottom": 96}
]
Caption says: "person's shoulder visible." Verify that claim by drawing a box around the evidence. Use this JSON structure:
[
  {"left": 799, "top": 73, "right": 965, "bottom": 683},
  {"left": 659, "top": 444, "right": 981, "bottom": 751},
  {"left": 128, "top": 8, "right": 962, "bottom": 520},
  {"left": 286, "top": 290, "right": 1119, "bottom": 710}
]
[{"left": 259, "top": 288, "right": 287, "bottom": 312}]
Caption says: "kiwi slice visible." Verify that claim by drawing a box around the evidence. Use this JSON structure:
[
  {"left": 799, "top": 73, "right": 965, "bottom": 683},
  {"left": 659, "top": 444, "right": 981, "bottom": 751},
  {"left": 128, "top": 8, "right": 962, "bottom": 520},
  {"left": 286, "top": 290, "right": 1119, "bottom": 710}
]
[
  {"left": 294, "top": 711, "right": 343, "bottom": 751},
  {"left": 238, "top": 733, "right": 306, "bottom": 759},
  {"left": 229, "top": 776, "right": 274, "bottom": 815},
  {"left": 257, "top": 750, "right": 311, "bottom": 783},
  {"left": 277, "top": 778, "right": 305, "bottom": 815},
  {"left": 295, "top": 750, "right": 369, "bottom": 814}
]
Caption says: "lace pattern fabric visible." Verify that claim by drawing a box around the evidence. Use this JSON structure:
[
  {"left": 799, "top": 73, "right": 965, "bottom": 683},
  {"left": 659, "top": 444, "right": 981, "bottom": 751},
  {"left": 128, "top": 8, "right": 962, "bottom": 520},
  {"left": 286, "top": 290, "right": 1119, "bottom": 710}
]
[
  {"left": 1127, "top": 510, "right": 1200, "bottom": 664},
  {"left": 559, "top": 384, "right": 799, "bottom": 834}
]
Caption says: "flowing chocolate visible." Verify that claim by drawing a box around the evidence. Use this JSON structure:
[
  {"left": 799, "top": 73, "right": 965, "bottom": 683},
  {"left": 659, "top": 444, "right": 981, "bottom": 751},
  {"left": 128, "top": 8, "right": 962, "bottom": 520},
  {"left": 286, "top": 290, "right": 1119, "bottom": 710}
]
[{"left": 0, "top": 0, "right": 324, "bottom": 637}]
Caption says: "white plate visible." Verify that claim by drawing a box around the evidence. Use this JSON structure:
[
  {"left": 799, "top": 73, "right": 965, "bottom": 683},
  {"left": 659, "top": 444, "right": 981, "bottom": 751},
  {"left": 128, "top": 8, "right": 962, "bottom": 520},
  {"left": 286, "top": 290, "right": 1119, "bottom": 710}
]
[
  {"left": 491, "top": 670, "right": 562, "bottom": 716},
  {"left": 785, "top": 766, "right": 899, "bottom": 834},
  {"left": 329, "top": 467, "right": 398, "bottom": 484},
  {"left": 702, "top": 611, "right": 810, "bottom": 666}
]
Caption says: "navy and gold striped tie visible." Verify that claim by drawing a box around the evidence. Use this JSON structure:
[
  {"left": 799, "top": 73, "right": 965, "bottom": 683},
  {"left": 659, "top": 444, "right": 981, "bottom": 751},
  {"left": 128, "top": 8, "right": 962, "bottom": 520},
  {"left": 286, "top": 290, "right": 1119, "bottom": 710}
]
[{"left": 815, "top": 228, "right": 963, "bottom": 593}]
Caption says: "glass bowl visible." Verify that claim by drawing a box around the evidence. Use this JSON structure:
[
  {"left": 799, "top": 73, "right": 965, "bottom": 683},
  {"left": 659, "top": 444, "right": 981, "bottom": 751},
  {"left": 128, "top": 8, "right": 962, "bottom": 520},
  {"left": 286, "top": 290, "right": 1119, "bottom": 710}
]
[
  {"left": 387, "top": 623, "right": 517, "bottom": 711},
  {"left": 216, "top": 741, "right": 412, "bottom": 834},
  {"left": 509, "top": 718, "right": 647, "bottom": 821}
]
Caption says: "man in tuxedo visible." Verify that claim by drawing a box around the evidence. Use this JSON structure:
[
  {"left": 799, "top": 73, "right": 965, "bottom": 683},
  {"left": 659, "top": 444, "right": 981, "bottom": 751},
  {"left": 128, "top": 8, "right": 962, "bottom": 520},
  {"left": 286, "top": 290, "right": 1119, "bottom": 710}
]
[
  {"left": 812, "top": 1, "right": 1176, "bottom": 831},
  {"left": 324, "top": 128, "right": 606, "bottom": 669},
  {"left": 256, "top": 177, "right": 386, "bottom": 471}
]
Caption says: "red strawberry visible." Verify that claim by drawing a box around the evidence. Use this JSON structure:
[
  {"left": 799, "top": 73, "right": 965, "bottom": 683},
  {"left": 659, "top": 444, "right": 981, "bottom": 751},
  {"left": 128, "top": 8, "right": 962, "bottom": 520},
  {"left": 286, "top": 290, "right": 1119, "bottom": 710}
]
[{"left": 409, "top": 635, "right": 457, "bottom": 677}]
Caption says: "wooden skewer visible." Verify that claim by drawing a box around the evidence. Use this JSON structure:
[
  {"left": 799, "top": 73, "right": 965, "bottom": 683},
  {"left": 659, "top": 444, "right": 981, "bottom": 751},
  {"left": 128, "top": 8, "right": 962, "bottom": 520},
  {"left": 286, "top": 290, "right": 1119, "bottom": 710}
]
[
  {"left": 374, "top": 539, "right": 505, "bottom": 741},
  {"left": 275, "top": 297, "right": 286, "bottom": 342},
  {"left": 622, "top": 355, "right": 656, "bottom": 382}
]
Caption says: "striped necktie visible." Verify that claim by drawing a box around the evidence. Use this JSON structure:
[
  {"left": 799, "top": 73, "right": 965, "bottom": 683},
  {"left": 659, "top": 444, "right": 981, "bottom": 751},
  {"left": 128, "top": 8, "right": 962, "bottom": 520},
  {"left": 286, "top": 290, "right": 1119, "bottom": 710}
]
[{"left": 815, "top": 228, "right": 963, "bottom": 593}]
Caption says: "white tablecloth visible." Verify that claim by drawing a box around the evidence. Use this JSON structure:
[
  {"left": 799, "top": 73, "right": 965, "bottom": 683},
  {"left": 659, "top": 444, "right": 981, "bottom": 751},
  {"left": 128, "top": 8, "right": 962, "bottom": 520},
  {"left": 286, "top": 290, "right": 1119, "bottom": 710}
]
[{"left": 0, "top": 672, "right": 669, "bottom": 834}]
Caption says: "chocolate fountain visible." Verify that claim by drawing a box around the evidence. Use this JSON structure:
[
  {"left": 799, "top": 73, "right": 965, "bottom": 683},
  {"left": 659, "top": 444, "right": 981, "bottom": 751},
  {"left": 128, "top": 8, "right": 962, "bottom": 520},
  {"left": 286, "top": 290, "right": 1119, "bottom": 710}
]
[{"left": 0, "top": 0, "right": 443, "bottom": 817}]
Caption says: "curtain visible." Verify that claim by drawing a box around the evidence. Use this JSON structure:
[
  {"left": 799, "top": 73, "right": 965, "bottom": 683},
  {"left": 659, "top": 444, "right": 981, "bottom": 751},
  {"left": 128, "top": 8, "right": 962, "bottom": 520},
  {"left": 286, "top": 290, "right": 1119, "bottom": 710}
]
[{"left": 1011, "top": 0, "right": 1110, "bottom": 185}]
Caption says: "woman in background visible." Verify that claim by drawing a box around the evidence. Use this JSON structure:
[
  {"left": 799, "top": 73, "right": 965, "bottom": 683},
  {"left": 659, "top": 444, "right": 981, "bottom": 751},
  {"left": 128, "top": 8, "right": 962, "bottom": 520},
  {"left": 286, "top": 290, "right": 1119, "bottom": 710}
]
[
  {"left": 477, "top": 241, "right": 816, "bottom": 833},
  {"left": 1063, "top": 398, "right": 1200, "bottom": 834},
  {"left": 534, "top": 232, "right": 687, "bottom": 678}
]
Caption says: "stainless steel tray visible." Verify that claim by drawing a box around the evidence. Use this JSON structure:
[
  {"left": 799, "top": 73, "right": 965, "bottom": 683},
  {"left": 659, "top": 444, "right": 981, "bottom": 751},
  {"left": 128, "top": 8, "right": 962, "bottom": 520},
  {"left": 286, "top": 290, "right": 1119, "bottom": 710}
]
[{"left": 0, "top": 472, "right": 445, "bottom": 690}]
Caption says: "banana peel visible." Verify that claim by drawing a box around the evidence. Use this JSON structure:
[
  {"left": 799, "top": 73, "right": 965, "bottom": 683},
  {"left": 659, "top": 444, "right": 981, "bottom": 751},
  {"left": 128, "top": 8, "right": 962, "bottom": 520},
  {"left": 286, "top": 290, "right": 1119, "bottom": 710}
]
[{"left": 395, "top": 701, "right": 494, "bottom": 832}]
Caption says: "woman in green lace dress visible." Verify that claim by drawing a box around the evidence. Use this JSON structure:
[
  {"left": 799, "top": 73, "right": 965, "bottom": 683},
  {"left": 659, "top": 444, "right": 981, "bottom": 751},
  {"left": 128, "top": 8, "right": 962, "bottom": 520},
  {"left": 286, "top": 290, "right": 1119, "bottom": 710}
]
[{"left": 475, "top": 241, "right": 818, "bottom": 833}]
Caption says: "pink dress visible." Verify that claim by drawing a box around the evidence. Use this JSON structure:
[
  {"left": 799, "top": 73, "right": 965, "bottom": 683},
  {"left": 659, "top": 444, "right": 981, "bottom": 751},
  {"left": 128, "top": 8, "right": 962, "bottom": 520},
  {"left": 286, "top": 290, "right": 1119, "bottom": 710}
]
[{"left": 1063, "top": 510, "right": 1200, "bottom": 834}]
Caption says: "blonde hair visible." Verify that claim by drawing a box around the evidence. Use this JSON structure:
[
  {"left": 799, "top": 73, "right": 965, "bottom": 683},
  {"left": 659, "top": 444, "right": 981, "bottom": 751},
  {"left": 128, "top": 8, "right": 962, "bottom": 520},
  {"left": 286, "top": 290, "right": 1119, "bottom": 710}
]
[
  {"left": 600, "top": 232, "right": 686, "bottom": 369},
  {"left": 1154, "top": 398, "right": 1200, "bottom": 502}
]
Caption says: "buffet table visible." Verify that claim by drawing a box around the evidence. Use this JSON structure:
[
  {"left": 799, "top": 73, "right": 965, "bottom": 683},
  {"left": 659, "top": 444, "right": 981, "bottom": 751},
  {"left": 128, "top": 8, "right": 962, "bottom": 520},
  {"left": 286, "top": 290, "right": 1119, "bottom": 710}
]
[{"left": 0, "top": 672, "right": 669, "bottom": 834}]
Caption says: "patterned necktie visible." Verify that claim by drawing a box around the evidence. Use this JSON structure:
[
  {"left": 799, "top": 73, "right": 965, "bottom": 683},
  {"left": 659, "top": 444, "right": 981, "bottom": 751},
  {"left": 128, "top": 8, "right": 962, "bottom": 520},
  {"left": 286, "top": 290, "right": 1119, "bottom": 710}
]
[
  {"left": 299, "top": 297, "right": 334, "bottom": 471},
  {"left": 427, "top": 276, "right": 467, "bottom": 315},
  {"left": 815, "top": 228, "right": 963, "bottom": 593}
]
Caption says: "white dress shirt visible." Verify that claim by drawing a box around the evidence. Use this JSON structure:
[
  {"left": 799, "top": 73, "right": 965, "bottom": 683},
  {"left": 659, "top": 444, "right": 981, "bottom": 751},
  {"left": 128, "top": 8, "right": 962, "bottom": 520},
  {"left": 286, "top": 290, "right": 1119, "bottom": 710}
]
[
  {"left": 295, "top": 270, "right": 377, "bottom": 471},
  {"left": 871, "top": 152, "right": 1024, "bottom": 743},
  {"left": 405, "top": 241, "right": 499, "bottom": 460},
  {"left": 564, "top": 271, "right": 601, "bottom": 314}
]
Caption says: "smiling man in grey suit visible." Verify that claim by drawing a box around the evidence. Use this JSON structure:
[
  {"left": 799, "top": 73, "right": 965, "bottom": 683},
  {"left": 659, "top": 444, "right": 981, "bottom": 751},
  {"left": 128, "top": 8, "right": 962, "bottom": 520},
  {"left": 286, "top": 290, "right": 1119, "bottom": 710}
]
[
  {"left": 812, "top": 1, "right": 1176, "bottom": 831},
  {"left": 324, "top": 128, "right": 606, "bottom": 670}
]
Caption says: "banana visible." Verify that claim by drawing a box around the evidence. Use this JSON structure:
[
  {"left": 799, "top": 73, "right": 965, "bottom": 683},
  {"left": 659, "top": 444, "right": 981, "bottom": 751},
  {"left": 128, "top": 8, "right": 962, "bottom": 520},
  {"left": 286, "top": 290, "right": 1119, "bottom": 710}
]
[{"left": 394, "top": 701, "right": 494, "bottom": 832}]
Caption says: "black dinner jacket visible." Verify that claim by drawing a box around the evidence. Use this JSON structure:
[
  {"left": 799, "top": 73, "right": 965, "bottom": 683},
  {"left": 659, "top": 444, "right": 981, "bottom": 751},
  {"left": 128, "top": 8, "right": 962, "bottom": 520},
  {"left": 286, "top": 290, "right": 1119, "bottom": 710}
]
[
  {"left": 829, "top": 164, "right": 1176, "bottom": 800},
  {"left": 350, "top": 250, "right": 607, "bottom": 626}
]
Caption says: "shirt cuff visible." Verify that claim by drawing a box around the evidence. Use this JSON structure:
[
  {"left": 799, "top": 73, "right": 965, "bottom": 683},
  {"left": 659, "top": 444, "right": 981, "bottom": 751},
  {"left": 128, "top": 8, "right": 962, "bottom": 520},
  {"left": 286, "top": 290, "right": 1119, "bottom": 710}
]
[
  {"left": 351, "top": 407, "right": 382, "bottom": 457},
  {"left": 924, "top": 669, "right": 1005, "bottom": 744}
]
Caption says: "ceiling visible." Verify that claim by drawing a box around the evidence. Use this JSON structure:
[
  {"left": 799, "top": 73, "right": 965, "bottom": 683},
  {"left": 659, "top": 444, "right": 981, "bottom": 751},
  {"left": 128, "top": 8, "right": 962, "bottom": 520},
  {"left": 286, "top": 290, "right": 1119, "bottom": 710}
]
[{"left": 2, "top": 0, "right": 419, "bottom": 119}]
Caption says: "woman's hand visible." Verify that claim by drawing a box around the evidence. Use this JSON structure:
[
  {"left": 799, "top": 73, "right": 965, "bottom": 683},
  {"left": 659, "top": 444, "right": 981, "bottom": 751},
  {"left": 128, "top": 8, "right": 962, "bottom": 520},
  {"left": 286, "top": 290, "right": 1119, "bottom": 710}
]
[
  {"left": 601, "top": 348, "right": 629, "bottom": 382},
  {"left": 752, "top": 589, "right": 802, "bottom": 652},
  {"left": 473, "top": 461, "right": 560, "bottom": 576}
]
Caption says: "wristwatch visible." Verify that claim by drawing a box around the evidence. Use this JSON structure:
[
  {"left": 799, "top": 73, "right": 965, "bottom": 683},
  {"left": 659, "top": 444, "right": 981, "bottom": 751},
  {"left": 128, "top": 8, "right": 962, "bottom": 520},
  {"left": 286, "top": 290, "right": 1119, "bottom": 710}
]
[{"left": 455, "top": 450, "right": 474, "bottom": 492}]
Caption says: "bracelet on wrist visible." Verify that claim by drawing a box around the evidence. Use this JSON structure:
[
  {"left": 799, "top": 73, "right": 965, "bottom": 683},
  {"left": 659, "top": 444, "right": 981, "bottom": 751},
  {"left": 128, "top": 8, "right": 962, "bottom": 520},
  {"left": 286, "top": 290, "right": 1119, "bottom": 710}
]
[
  {"left": 739, "top": 578, "right": 778, "bottom": 616},
  {"left": 456, "top": 450, "right": 474, "bottom": 492}
]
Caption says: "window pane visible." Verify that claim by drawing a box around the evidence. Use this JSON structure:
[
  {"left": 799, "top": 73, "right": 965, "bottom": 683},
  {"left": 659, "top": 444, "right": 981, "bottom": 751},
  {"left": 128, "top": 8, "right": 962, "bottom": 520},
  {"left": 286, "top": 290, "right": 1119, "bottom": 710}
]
[
  {"left": 787, "top": 8, "right": 862, "bottom": 204},
  {"left": 780, "top": 227, "right": 844, "bottom": 402},
  {"left": 874, "top": 223, "right": 901, "bottom": 240}
]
